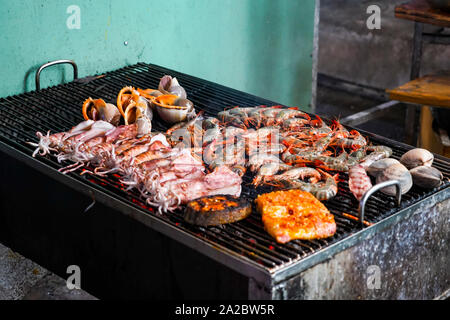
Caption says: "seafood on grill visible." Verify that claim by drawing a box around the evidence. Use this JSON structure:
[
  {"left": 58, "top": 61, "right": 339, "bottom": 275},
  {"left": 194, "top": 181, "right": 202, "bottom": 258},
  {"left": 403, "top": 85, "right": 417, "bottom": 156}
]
[
  {"left": 248, "top": 153, "right": 286, "bottom": 172},
  {"left": 28, "top": 120, "right": 114, "bottom": 159},
  {"left": 376, "top": 163, "right": 413, "bottom": 196},
  {"left": 153, "top": 94, "right": 195, "bottom": 124},
  {"left": 29, "top": 131, "right": 66, "bottom": 157},
  {"left": 348, "top": 164, "right": 373, "bottom": 201},
  {"left": 359, "top": 146, "right": 393, "bottom": 168},
  {"left": 346, "top": 146, "right": 393, "bottom": 201},
  {"left": 263, "top": 167, "right": 322, "bottom": 185},
  {"left": 117, "top": 86, "right": 138, "bottom": 117},
  {"left": 409, "top": 165, "right": 443, "bottom": 189},
  {"left": 136, "top": 157, "right": 242, "bottom": 213},
  {"left": 184, "top": 195, "right": 252, "bottom": 226},
  {"left": 30, "top": 98, "right": 399, "bottom": 214},
  {"left": 117, "top": 86, "right": 153, "bottom": 114},
  {"left": 181, "top": 105, "right": 395, "bottom": 202},
  {"left": 136, "top": 88, "right": 163, "bottom": 102},
  {"left": 255, "top": 189, "right": 336, "bottom": 243},
  {"left": 29, "top": 116, "right": 243, "bottom": 213},
  {"left": 252, "top": 162, "right": 292, "bottom": 186},
  {"left": 82, "top": 98, "right": 121, "bottom": 126},
  {"left": 123, "top": 99, "right": 153, "bottom": 136},
  {"left": 366, "top": 158, "right": 400, "bottom": 178},
  {"left": 278, "top": 169, "right": 339, "bottom": 201},
  {"left": 158, "top": 75, "right": 187, "bottom": 99},
  {"left": 400, "top": 148, "right": 434, "bottom": 169}
]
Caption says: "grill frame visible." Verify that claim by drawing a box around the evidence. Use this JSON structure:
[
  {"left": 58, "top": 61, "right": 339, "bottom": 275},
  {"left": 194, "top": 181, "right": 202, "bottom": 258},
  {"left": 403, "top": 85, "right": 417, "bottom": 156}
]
[{"left": 0, "top": 62, "right": 449, "bottom": 294}]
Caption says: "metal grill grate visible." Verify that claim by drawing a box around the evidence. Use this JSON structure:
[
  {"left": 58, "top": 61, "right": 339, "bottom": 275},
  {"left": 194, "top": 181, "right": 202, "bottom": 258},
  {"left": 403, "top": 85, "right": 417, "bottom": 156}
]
[{"left": 0, "top": 62, "right": 449, "bottom": 271}]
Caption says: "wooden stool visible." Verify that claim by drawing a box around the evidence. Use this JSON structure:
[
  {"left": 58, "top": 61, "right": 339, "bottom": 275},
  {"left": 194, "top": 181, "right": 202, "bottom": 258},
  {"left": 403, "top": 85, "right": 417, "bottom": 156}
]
[{"left": 387, "top": 73, "right": 450, "bottom": 156}]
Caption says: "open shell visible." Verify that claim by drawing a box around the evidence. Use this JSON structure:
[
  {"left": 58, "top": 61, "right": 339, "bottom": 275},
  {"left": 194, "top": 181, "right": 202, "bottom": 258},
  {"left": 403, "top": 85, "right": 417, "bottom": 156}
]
[
  {"left": 117, "top": 86, "right": 140, "bottom": 117},
  {"left": 400, "top": 148, "right": 433, "bottom": 169},
  {"left": 410, "top": 165, "right": 443, "bottom": 189},
  {"left": 153, "top": 94, "right": 195, "bottom": 124},
  {"left": 82, "top": 98, "right": 121, "bottom": 126}
]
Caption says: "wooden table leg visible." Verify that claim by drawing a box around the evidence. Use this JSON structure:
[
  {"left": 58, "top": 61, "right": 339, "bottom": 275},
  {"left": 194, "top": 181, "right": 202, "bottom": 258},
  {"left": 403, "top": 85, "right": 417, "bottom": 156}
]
[
  {"left": 405, "top": 22, "right": 424, "bottom": 146},
  {"left": 419, "top": 105, "right": 434, "bottom": 150}
]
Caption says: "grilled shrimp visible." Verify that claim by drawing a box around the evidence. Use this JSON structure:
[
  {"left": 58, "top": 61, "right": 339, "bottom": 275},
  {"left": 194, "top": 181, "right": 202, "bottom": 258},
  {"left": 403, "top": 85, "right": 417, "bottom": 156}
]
[
  {"left": 248, "top": 153, "right": 284, "bottom": 172},
  {"left": 284, "top": 170, "right": 339, "bottom": 201},
  {"left": 332, "top": 130, "right": 367, "bottom": 149},
  {"left": 348, "top": 164, "right": 372, "bottom": 201},
  {"left": 264, "top": 167, "right": 322, "bottom": 184},
  {"left": 252, "top": 162, "right": 292, "bottom": 186},
  {"left": 359, "top": 146, "right": 393, "bottom": 168}
]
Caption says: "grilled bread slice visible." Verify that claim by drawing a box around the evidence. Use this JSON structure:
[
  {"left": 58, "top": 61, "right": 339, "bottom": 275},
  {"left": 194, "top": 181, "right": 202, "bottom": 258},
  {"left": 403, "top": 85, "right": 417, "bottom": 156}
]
[
  {"left": 184, "top": 195, "right": 251, "bottom": 226},
  {"left": 255, "top": 189, "right": 336, "bottom": 243}
]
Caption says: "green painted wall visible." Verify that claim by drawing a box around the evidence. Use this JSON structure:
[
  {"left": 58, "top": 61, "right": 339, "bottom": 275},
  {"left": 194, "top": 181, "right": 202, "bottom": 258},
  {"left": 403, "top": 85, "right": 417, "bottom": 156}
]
[{"left": 0, "top": 0, "right": 316, "bottom": 110}]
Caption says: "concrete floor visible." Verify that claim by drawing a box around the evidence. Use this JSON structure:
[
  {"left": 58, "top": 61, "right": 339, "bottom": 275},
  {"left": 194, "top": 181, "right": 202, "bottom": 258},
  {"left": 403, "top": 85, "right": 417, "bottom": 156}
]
[{"left": 0, "top": 243, "right": 96, "bottom": 300}]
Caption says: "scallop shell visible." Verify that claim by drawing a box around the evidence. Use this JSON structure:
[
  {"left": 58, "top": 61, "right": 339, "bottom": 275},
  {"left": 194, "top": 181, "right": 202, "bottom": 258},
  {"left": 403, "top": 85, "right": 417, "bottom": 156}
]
[
  {"left": 400, "top": 148, "right": 433, "bottom": 169},
  {"left": 376, "top": 163, "right": 412, "bottom": 196},
  {"left": 410, "top": 166, "right": 443, "bottom": 189},
  {"left": 367, "top": 158, "right": 400, "bottom": 178}
]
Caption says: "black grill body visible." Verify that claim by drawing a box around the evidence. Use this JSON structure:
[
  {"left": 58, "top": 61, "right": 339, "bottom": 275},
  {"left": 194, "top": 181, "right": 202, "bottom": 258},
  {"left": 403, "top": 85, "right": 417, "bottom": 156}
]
[{"left": 0, "top": 63, "right": 449, "bottom": 299}]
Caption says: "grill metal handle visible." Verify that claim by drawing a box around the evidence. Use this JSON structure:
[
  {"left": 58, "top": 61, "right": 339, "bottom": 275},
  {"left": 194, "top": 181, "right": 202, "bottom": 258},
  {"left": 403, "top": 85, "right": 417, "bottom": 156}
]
[
  {"left": 358, "top": 180, "right": 402, "bottom": 226},
  {"left": 35, "top": 60, "right": 78, "bottom": 91}
]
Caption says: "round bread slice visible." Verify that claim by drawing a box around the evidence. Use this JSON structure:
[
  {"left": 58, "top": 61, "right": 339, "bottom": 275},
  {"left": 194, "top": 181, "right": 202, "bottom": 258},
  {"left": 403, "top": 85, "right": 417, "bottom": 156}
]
[{"left": 184, "top": 195, "right": 252, "bottom": 226}]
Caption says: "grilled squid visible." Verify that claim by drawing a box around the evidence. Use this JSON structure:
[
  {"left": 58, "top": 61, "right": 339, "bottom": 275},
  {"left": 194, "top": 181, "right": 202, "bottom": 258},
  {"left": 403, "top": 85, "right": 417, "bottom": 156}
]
[{"left": 82, "top": 98, "right": 121, "bottom": 126}]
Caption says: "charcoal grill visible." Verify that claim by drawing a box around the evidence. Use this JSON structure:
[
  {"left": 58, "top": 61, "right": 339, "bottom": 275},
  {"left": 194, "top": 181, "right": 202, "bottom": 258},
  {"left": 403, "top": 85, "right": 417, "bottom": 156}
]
[{"left": 0, "top": 62, "right": 449, "bottom": 299}]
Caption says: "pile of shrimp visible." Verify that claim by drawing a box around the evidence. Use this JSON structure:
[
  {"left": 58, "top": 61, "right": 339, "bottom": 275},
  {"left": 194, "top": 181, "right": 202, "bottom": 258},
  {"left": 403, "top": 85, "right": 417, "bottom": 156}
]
[{"left": 169, "top": 105, "right": 393, "bottom": 201}]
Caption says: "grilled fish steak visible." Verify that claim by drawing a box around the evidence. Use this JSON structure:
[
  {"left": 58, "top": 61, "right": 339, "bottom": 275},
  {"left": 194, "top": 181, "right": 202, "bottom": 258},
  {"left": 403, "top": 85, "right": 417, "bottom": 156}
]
[
  {"left": 255, "top": 189, "right": 336, "bottom": 243},
  {"left": 184, "top": 195, "right": 251, "bottom": 226}
]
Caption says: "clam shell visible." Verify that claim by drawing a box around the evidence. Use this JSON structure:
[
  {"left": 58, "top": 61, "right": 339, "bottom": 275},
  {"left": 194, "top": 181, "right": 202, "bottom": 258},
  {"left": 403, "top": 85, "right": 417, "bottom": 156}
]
[
  {"left": 376, "top": 163, "right": 412, "bottom": 196},
  {"left": 410, "top": 165, "right": 443, "bottom": 189},
  {"left": 367, "top": 158, "right": 400, "bottom": 178},
  {"left": 400, "top": 148, "right": 433, "bottom": 169}
]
